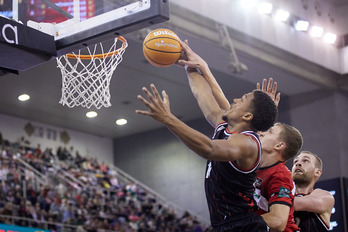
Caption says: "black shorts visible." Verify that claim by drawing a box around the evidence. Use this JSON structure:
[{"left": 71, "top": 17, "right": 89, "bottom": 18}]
[{"left": 212, "top": 212, "right": 269, "bottom": 232}]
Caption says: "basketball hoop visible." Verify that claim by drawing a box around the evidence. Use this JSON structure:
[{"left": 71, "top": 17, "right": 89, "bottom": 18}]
[{"left": 56, "top": 36, "right": 128, "bottom": 109}]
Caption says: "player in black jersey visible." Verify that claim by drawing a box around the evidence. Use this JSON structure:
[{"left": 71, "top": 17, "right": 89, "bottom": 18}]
[
  {"left": 176, "top": 40, "right": 302, "bottom": 232},
  {"left": 136, "top": 40, "right": 278, "bottom": 231},
  {"left": 292, "top": 151, "right": 335, "bottom": 232}
]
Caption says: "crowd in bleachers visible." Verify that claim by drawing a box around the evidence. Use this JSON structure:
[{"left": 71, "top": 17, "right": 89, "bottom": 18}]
[{"left": 0, "top": 133, "right": 211, "bottom": 232}]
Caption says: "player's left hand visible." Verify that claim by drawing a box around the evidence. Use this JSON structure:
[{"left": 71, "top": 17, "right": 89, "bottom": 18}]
[
  {"left": 257, "top": 78, "right": 281, "bottom": 107},
  {"left": 136, "top": 84, "right": 172, "bottom": 124}
]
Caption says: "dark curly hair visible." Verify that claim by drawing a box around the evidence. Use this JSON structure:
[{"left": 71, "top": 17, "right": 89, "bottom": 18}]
[{"left": 250, "top": 90, "right": 278, "bottom": 132}]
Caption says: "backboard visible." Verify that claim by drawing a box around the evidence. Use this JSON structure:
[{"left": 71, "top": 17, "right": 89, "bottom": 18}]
[{"left": 0, "top": 0, "right": 169, "bottom": 72}]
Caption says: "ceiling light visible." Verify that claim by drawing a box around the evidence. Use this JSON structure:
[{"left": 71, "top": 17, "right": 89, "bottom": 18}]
[
  {"left": 116, "top": 118, "right": 127, "bottom": 126},
  {"left": 240, "top": 0, "right": 258, "bottom": 8},
  {"left": 86, "top": 111, "right": 97, "bottom": 118},
  {"left": 323, "top": 32, "right": 337, "bottom": 44},
  {"left": 274, "top": 9, "right": 290, "bottom": 22},
  {"left": 257, "top": 2, "right": 273, "bottom": 14},
  {"left": 310, "top": 26, "right": 323, "bottom": 38},
  {"left": 18, "top": 94, "right": 30, "bottom": 101},
  {"left": 294, "top": 20, "right": 309, "bottom": 31}
]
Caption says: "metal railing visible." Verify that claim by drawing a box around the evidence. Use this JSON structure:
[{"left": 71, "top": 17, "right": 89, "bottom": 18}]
[
  {"left": 109, "top": 165, "right": 210, "bottom": 225},
  {"left": 13, "top": 153, "right": 209, "bottom": 226}
]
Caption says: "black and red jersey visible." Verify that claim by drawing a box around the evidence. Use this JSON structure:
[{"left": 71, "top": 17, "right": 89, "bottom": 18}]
[
  {"left": 254, "top": 161, "right": 299, "bottom": 232},
  {"left": 294, "top": 194, "right": 330, "bottom": 232},
  {"left": 205, "top": 122, "right": 262, "bottom": 227}
]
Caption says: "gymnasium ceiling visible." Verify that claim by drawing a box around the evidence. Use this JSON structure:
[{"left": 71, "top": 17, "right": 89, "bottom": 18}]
[{"left": 0, "top": 0, "right": 348, "bottom": 139}]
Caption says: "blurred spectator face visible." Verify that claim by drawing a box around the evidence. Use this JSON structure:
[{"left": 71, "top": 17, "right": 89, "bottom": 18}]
[{"left": 5, "top": 202, "right": 12, "bottom": 210}]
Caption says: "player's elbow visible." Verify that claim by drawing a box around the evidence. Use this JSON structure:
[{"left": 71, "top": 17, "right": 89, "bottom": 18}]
[
  {"left": 271, "top": 219, "right": 287, "bottom": 232},
  {"left": 316, "top": 197, "right": 335, "bottom": 213}
]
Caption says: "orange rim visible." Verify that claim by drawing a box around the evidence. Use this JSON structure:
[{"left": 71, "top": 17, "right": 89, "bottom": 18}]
[{"left": 65, "top": 36, "right": 128, "bottom": 60}]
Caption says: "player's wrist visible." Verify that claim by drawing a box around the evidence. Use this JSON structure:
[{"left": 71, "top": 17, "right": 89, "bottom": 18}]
[{"left": 185, "top": 64, "right": 202, "bottom": 74}]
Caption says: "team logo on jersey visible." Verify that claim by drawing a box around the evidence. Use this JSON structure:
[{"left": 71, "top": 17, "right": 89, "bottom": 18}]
[
  {"left": 254, "top": 177, "right": 263, "bottom": 188},
  {"left": 278, "top": 187, "right": 290, "bottom": 198}
]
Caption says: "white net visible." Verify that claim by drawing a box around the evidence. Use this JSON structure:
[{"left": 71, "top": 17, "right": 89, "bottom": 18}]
[{"left": 56, "top": 37, "right": 128, "bottom": 109}]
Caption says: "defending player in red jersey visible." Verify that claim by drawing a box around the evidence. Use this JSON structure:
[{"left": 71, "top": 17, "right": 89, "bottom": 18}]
[{"left": 255, "top": 122, "right": 303, "bottom": 232}]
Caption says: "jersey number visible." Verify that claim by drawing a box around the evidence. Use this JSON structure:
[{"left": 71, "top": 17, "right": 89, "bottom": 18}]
[{"left": 206, "top": 162, "right": 212, "bottom": 178}]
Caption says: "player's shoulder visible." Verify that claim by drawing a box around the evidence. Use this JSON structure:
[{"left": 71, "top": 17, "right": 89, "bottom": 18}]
[
  {"left": 312, "top": 188, "right": 334, "bottom": 197},
  {"left": 268, "top": 161, "right": 289, "bottom": 171},
  {"left": 229, "top": 131, "right": 260, "bottom": 148},
  {"left": 271, "top": 162, "right": 292, "bottom": 179}
]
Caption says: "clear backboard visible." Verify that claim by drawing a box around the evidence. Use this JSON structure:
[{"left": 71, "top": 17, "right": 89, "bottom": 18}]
[{"left": 0, "top": 0, "right": 169, "bottom": 72}]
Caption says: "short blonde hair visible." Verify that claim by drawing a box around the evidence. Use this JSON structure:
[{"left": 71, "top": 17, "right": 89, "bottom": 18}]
[{"left": 299, "top": 151, "right": 323, "bottom": 170}]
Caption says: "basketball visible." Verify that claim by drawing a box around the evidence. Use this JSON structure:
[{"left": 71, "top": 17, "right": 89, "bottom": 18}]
[{"left": 143, "top": 28, "right": 182, "bottom": 67}]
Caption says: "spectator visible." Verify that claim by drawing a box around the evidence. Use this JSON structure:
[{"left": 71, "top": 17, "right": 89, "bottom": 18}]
[
  {"left": 35, "top": 144, "right": 42, "bottom": 157},
  {"left": 18, "top": 198, "right": 28, "bottom": 217},
  {"left": 1, "top": 202, "right": 14, "bottom": 224},
  {"left": 2, "top": 202, "right": 14, "bottom": 216},
  {"left": 0, "top": 137, "right": 209, "bottom": 232},
  {"left": 62, "top": 201, "right": 76, "bottom": 224},
  {"left": 0, "top": 164, "right": 8, "bottom": 182},
  {"left": 24, "top": 149, "right": 34, "bottom": 160},
  {"left": 16, "top": 146, "right": 26, "bottom": 158},
  {"left": 26, "top": 184, "right": 37, "bottom": 205},
  {"left": 13, "top": 191, "right": 22, "bottom": 206},
  {"left": 49, "top": 197, "right": 61, "bottom": 217}
]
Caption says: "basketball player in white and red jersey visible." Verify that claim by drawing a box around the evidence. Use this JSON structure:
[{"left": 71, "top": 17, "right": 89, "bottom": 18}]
[
  {"left": 292, "top": 151, "right": 335, "bottom": 232},
  {"left": 136, "top": 42, "right": 277, "bottom": 231}
]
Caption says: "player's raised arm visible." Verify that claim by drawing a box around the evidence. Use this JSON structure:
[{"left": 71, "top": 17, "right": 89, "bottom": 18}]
[
  {"left": 177, "top": 40, "right": 229, "bottom": 127},
  {"left": 185, "top": 68, "right": 225, "bottom": 127},
  {"left": 179, "top": 40, "right": 231, "bottom": 111}
]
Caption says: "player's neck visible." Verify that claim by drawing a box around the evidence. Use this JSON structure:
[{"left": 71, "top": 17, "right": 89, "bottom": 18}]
[
  {"left": 295, "top": 182, "right": 314, "bottom": 195},
  {"left": 259, "top": 152, "right": 283, "bottom": 168},
  {"left": 227, "top": 122, "right": 253, "bottom": 133}
]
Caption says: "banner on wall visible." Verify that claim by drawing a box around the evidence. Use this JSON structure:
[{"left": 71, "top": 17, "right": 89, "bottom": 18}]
[
  {"left": 315, "top": 178, "right": 345, "bottom": 232},
  {"left": 23, "top": 122, "right": 70, "bottom": 144},
  {"left": 0, "top": 223, "right": 51, "bottom": 232}
]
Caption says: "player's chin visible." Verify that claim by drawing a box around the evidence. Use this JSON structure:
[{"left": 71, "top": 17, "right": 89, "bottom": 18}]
[{"left": 292, "top": 173, "right": 303, "bottom": 180}]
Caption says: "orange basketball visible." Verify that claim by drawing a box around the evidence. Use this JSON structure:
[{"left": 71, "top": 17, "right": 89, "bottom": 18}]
[{"left": 143, "top": 28, "right": 182, "bottom": 67}]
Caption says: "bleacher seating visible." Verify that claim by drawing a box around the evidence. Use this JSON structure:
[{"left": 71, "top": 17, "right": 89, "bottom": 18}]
[{"left": 0, "top": 135, "right": 211, "bottom": 232}]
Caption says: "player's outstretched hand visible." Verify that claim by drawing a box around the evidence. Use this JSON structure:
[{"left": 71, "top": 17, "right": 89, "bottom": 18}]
[
  {"left": 136, "top": 84, "right": 172, "bottom": 124},
  {"left": 176, "top": 40, "right": 207, "bottom": 70},
  {"left": 257, "top": 78, "right": 281, "bottom": 107}
]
